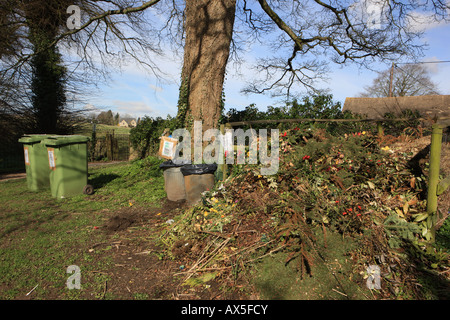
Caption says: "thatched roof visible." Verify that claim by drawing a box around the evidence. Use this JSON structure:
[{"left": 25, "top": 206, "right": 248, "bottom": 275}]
[{"left": 343, "top": 95, "right": 450, "bottom": 126}]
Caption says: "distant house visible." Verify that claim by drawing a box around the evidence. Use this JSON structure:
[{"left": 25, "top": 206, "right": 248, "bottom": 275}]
[
  {"left": 343, "top": 95, "right": 450, "bottom": 127},
  {"left": 118, "top": 118, "right": 137, "bottom": 128}
]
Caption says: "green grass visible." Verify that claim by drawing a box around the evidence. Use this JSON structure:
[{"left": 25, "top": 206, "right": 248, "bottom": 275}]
[
  {"left": 88, "top": 157, "right": 166, "bottom": 206},
  {"left": 252, "top": 228, "right": 369, "bottom": 300},
  {"left": 0, "top": 179, "right": 103, "bottom": 298},
  {"left": 0, "top": 158, "right": 165, "bottom": 299},
  {"left": 3, "top": 153, "right": 447, "bottom": 300}
]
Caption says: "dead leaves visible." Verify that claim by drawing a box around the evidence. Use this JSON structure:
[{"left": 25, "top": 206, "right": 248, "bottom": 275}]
[{"left": 330, "top": 174, "right": 345, "bottom": 190}]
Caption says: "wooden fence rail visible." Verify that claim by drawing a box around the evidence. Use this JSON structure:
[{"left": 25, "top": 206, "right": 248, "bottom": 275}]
[{"left": 226, "top": 116, "right": 450, "bottom": 127}]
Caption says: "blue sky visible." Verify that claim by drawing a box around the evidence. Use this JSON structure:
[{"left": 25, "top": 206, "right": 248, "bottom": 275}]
[{"left": 83, "top": 14, "right": 450, "bottom": 120}]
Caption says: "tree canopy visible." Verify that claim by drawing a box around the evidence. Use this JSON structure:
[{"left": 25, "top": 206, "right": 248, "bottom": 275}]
[{"left": 1, "top": 0, "right": 449, "bottom": 133}]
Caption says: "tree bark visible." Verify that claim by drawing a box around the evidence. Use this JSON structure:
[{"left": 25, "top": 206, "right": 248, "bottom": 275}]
[
  {"left": 178, "top": 0, "right": 237, "bottom": 131},
  {"left": 26, "top": 0, "right": 70, "bottom": 134},
  {"left": 29, "top": 40, "right": 65, "bottom": 135}
]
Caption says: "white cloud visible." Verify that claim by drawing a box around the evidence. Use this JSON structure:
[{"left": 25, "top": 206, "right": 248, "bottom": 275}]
[
  {"left": 82, "top": 103, "right": 98, "bottom": 112},
  {"left": 112, "top": 100, "right": 154, "bottom": 117},
  {"left": 149, "top": 84, "right": 164, "bottom": 92},
  {"left": 422, "top": 57, "right": 441, "bottom": 74},
  {"left": 406, "top": 11, "right": 449, "bottom": 33}
]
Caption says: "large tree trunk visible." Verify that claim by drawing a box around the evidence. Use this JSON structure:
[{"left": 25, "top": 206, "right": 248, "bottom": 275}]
[
  {"left": 30, "top": 35, "right": 67, "bottom": 134},
  {"left": 26, "top": 0, "right": 70, "bottom": 134},
  {"left": 177, "top": 0, "right": 236, "bottom": 131}
]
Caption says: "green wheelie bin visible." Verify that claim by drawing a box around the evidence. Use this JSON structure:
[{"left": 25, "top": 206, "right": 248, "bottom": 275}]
[
  {"left": 18, "top": 134, "right": 52, "bottom": 191},
  {"left": 43, "top": 135, "right": 93, "bottom": 199}
]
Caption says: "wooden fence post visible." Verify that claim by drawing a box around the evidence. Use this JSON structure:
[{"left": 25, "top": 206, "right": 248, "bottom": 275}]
[
  {"left": 427, "top": 123, "right": 443, "bottom": 243},
  {"left": 377, "top": 122, "right": 384, "bottom": 137},
  {"left": 105, "top": 133, "right": 112, "bottom": 161},
  {"left": 90, "top": 123, "right": 96, "bottom": 161}
]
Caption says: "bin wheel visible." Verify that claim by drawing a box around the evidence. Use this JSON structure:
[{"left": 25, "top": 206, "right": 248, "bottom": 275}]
[{"left": 83, "top": 184, "right": 94, "bottom": 195}]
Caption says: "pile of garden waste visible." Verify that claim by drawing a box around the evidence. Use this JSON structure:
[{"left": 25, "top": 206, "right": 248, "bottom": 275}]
[{"left": 157, "top": 127, "right": 450, "bottom": 299}]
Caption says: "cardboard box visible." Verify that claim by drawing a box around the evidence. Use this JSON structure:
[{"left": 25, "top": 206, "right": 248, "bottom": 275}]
[{"left": 158, "top": 136, "right": 178, "bottom": 159}]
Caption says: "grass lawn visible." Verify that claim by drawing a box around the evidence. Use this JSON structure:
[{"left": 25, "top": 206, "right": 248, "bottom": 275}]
[
  {"left": 0, "top": 159, "right": 168, "bottom": 299},
  {"left": 1, "top": 137, "right": 449, "bottom": 300},
  {"left": 75, "top": 123, "right": 131, "bottom": 137}
]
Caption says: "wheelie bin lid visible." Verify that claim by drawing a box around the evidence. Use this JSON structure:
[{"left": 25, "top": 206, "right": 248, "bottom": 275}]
[
  {"left": 18, "top": 134, "right": 52, "bottom": 144},
  {"left": 43, "top": 135, "right": 89, "bottom": 147}
]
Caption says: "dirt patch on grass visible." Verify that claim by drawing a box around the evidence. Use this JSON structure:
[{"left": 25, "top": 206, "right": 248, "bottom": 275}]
[
  {"left": 90, "top": 199, "right": 250, "bottom": 300},
  {"left": 93, "top": 200, "right": 186, "bottom": 299},
  {"left": 92, "top": 235, "right": 183, "bottom": 300},
  {"left": 103, "top": 199, "right": 185, "bottom": 233},
  {"left": 0, "top": 172, "right": 26, "bottom": 181}
]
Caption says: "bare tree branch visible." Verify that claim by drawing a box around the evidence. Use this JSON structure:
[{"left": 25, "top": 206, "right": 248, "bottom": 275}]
[
  {"left": 243, "top": 0, "right": 448, "bottom": 97},
  {"left": 1, "top": 0, "right": 162, "bottom": 74}
]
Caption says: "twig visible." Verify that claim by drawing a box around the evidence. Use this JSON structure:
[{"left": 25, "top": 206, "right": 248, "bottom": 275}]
[
  {"left": 194, "top": 266, "right": 232, "bottom": 272},
  {"left": 26, "top": 284, "right": 38, "bottom": 296},
  {"left": 135, "top": 250, "right": 153, "bottom": 255},
  {"left": 91, "top": 240, "right": 122, "bottom": 249},
  {"left": 236, "top": 230, "right": 258, "bottom": 234},
  {"left": 199, "top": 230, "right": 233, "bottom": 239},
  {"left": 192, "top": 238, "right": 231, "bottom": 272},
  {"left": 181, "top": 238, "right": 232, "bottom": 281},
  {"left": 332, "top": 288, "right": 348, "bottom": 297},
  {"left": 244, "top": 244, "right": 286, "bottom": 264},
  {"left": 101, "top": 280, "right": 107, "bottom": 299},
  {"left": 229, "top": 239, "right": 275, "bottom": 258},
  {"left": 173, "top": 237, "right": 219, "bottom": 276},
  {"left": 91, "top": 242, "right": 106, "bottom": 248},
  {"left": 90, "top": 270, "right": 109, "bottom": 275}
]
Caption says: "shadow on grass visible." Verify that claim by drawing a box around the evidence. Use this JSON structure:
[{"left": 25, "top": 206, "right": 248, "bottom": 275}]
[
  {"left": 88, "top": 173, "right": 120, "bottom": 189},
  {"left": 413, "top": 220, "right": 450, "bottom": 300},
  {"left": 416, "top": 268, "right": 450, "bottom": 299},
  {"left": 0, "top": 202, "right": 69, "bottom": 239}
]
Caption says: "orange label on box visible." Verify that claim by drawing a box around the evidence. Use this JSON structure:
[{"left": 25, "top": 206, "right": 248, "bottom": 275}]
[
  {"left": 47, "top": 148, "right": 56, "bottom": 170},
  {"left": 24, "top": 147, "right": 30, "bottom": 165}
]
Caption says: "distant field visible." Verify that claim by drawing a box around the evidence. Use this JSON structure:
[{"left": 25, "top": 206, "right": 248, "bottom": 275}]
[{"left": 75, "top": 123, "right": 132, "bottom": 137}]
